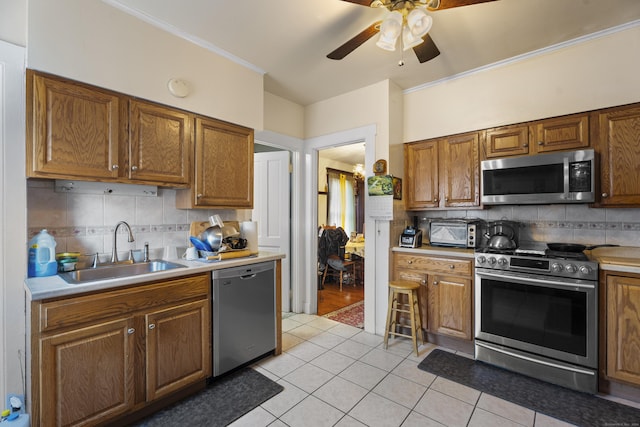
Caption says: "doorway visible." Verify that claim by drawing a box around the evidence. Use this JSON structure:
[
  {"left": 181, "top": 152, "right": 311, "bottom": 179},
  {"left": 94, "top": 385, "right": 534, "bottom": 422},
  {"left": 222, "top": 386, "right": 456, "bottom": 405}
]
[{"left": 317, "top": 144, "right": 365, "bottom": 322}]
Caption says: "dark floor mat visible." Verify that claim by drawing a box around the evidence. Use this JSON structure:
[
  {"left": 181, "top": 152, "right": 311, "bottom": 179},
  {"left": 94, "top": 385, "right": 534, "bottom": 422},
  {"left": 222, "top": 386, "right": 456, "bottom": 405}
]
[
  {"left": 418, "top": 349, "right": 640, "bottom": 427},
  {"left": 133, "top": 368, "right": 283, "bottom": 426}
]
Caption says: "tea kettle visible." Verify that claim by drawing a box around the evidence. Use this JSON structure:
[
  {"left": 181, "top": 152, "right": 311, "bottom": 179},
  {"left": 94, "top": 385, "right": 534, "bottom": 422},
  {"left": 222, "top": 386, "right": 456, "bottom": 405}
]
[{"left": 485, "top": 220, "right": 518, "bottom": 250}]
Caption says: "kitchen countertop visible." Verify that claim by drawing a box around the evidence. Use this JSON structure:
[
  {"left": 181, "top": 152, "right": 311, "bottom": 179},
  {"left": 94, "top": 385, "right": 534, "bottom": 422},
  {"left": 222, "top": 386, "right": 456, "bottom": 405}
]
[
  {"left": 394, "top": 245, "right": 640, "bottom": 274},
  {"left": 392, "top": 245, "right": 475, "bottom": 259},
  {"left": 25, "top": 251, "right": 285, "bottom": 301},
  {"left": 587, "top": 246, "right": 640, "bottom": 275}
]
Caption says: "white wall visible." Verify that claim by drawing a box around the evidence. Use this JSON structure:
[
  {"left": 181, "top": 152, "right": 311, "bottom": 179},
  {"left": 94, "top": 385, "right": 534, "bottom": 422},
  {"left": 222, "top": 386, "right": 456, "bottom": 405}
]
[
  {"left": 27, "top": 0, "right": 264, "bottom": 130},
  {"left": 264, "top": 92, "right": 304, "bottom": 139},
  {"left": 403, "top": 24, "right": 640, "bottom": 142},
  {"left": 0, "top": 0, "right": 26, "bottom": 47}
]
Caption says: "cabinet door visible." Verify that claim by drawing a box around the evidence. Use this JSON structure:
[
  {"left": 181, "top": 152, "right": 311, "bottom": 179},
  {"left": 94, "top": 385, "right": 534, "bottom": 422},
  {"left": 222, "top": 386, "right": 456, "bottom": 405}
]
[
  {"left": 531, "top": 113, "right": 589, "bottom": 154},
  {"left": 429, "top": 275, "right": 472, "bottom": 340},
  {"left": 595, "top": 104, "right": 640, "bottom": 206},
  {"left": 440, "top": 132, "right": 480, "bottom": 208},
  {"left": 606, "top": 275, "right": 640, "bottom": 386},
  {"left": 27, "top": 70, "right": 121, "bottom": 179},
  {"left": 39, "top": 318, "right": 135, "bottom": 427},
  {"left": 129, "top": 100, "right": 192, "bottom": 186},
  {"left": 146, "top": 299, "right": 211, "bottom": 401},
  {"left": 190, "top": 117, "right": 254, "bottom": 208},
  {"left": 484, "top": 124, "right": 529, "bottom": 158},
  {"left": 395, "top": 268, "right": 429, "bottom": 332},
  {"left": 404, "top": 140, "right": 439, "bottom": 209}
]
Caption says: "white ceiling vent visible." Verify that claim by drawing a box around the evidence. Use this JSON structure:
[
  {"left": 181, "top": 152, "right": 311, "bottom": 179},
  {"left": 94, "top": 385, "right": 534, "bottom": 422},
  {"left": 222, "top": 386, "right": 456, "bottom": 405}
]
[{"left": 54, "top": 180, "right": 158, "bottom": 197}]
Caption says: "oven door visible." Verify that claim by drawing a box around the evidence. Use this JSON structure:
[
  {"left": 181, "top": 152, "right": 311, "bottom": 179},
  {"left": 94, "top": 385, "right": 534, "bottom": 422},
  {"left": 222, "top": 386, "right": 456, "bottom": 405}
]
[{"left": 475, "top": 269, "right": 597, "bottom": 369}]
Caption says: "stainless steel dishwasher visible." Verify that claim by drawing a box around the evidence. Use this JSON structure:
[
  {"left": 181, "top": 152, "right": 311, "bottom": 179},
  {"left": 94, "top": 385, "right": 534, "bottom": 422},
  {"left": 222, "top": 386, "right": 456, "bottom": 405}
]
[{"left": 211, "top": 261, "right": 276, "bottom": 376}]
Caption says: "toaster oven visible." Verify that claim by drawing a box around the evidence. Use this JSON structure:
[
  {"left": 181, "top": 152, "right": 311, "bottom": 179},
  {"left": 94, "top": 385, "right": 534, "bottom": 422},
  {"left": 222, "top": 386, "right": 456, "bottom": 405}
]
[{"left": 429, "top": 219, "right": 483, "bottom": 248}]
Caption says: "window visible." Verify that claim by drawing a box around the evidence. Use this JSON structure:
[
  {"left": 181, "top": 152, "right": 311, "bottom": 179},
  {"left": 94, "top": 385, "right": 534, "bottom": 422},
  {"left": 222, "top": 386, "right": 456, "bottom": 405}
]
[{"left": 326, "top": 168, "right": 356, "bottom": 236}]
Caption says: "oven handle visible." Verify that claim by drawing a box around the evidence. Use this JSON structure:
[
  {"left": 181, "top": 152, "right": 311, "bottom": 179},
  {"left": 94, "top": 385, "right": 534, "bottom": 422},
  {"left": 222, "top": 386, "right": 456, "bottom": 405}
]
[
  {"left": 476, "top": 341, "right": 596, "bottom": 376},
  {"left": 476, "top": 270, "right": 596, "bottom": 290}
]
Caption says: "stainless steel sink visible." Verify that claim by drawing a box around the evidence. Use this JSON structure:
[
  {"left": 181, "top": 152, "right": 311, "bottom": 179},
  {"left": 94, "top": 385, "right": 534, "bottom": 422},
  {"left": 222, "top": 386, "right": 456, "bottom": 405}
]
[{"left": 60, "top": 260, "right": 187, "bottom": 284}]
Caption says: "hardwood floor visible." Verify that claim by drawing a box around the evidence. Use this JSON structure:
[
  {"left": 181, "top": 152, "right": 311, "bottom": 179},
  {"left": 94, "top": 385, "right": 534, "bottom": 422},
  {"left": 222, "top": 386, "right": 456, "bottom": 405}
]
[{"left": 317, "top": 277, "right": 364, "bottom": 316}]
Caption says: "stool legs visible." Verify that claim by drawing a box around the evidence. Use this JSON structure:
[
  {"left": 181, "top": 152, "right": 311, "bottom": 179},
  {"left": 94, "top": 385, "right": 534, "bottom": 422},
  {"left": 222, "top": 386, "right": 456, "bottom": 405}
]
[{"left": 384, "top": 284, "right": 423, "bottom": 357}]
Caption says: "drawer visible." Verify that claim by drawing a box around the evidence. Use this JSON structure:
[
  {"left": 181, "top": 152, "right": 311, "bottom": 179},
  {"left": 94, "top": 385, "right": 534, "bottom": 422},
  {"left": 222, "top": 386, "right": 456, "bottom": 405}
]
[
  {"left": 395, "top": 254, "right": 472, "bottom": 276},
  {"left": 37, "top": 273, "right": 209, "bottom": 333}
]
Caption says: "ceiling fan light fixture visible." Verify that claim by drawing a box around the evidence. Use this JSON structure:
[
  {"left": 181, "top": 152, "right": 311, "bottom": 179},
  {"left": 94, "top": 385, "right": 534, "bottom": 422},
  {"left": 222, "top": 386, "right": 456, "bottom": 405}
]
[
  {"left": 406, "top": 8, "right": 432, "bottom": 38},
  {"left": 402, "top": 26, "right": 423, "bottom": 50},
  {"left": 376, "top": 10, "right": 403, "bottom": 51}
]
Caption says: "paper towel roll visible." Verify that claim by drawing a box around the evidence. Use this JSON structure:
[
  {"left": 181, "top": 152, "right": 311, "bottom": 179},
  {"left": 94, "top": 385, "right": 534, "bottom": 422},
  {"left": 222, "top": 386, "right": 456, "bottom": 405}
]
[{"left": 240, "top": 221, "right": 258, "bottom": 253}]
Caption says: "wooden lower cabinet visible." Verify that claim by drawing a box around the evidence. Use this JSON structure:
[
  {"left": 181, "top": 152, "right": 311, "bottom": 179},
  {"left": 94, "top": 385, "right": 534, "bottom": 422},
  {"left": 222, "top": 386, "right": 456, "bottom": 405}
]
[
  {"left": 604, "top": 273, "right": 640, "bottom": 387},
  {"left": 31, "top": 273, "right": 211, "bottom": 427},
  {"left": 393, "top": 252, "right": 473, "bottom": 341}
]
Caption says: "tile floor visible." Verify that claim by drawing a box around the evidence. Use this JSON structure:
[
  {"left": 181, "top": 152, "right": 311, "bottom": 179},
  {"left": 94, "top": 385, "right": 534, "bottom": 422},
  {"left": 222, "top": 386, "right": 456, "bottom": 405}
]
[{"left": 229, "top": 313, "right": 584, "bottom": 427}]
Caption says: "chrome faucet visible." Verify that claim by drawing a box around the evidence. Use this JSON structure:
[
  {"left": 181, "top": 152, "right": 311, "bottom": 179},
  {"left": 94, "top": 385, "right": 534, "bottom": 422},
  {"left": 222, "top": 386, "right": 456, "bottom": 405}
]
[{"left": 111, "top": 221, "right": 135, "bottom": 263}]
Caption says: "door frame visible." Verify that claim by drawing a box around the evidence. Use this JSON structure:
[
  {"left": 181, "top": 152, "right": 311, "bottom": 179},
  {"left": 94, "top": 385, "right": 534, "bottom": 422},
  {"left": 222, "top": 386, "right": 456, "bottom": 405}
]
[
  {"left": 254, "top": 130, "right": 305, "bottom": 313},
  {"left": 304, "top": 125, "right": 378, "bottom": 332}
]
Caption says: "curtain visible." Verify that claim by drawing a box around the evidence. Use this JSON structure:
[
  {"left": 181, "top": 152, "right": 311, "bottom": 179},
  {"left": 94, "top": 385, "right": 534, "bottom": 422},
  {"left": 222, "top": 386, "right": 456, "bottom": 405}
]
[{"left": 326, "top": 168, "right": 355, "bottom": 236}]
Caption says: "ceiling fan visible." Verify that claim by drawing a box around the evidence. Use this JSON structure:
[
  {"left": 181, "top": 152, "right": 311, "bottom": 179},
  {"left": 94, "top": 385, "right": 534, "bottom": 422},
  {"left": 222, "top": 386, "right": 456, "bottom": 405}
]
[{"left": 327, "top": 0, "right": 497, "bottom": 64}]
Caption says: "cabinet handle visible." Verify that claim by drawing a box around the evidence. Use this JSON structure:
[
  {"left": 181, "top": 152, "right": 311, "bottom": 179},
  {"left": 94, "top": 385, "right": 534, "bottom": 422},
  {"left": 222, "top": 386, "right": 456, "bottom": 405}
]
[
  {"left": 433, "top": 281, "right": 439, "bottom": 286},
  {"left": 449, "top": 264, "right": 455, "bottom": 269},
  {"left": 127, "top": 328, "right": 135, "bottom": 335},
  {"left": 131, "top": 165, "right": 138, "bottom": 171},
  {"left": 538, "top": 141, "right": 544, "bottom": 146},
  {"left": 421, "top": 279, "right": 426, "bottom": 284},
  {"left": 445, "top": 196, "right": 449, "bottom": 202},
  {"left": 433, "top": 198, "right": 438, "bottom": 203},
  {"left": 523, "top": 143, "right": 529, "bottom": 148},
  {"left": 148, "top": 323, "right": 156, "bottom": 330},
  {"left": 112, "top": 164, "right": 119, "bottom": 170},
  {"left": 602, "top": 193, "right": 608, "bottom": 198},
  {"left": 197, "top": 194, "right": 203, "bottom": 199}
]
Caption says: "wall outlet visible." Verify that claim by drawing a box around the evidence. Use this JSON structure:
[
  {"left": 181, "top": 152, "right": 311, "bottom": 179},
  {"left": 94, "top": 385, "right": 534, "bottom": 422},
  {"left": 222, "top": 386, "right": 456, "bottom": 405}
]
[{"left": 6, "top": 394, "right": 24, "bottom": 413}]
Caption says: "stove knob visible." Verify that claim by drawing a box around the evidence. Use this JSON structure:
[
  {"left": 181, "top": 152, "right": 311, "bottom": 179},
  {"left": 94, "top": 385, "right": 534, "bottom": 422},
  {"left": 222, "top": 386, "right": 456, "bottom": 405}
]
[
  {"left": 551, "top": 263, "right": 563, "bottom": 273},
  {"left": 497, "top": 257, "right": 508, "bottom": 266},
  {"left": 488, "top": 257, "right": 497, "bottom": 265},
  {"left": 565, "top": 263, "right": 577, "bottom": 273},
  {"left": 477, "top": 256, "right": 486, "bottom": 264},
  {"left": 579, "top": 265, "right": 593, "bottom": 275}
]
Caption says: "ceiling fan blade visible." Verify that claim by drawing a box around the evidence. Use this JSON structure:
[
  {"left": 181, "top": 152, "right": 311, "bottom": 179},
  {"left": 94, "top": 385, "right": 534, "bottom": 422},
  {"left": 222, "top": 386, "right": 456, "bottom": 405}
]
[
  {"left": 428, "top": 0, "right": 497, "bottom": 11},
  {"left": 413, "top": 33, "right": 440, "bottom": 63},
  {"left": 339, "top": 0, "right": 373, "bottom": 6},
  {"left": 327, "top": 21, "right": 381, "bottom": 60}
]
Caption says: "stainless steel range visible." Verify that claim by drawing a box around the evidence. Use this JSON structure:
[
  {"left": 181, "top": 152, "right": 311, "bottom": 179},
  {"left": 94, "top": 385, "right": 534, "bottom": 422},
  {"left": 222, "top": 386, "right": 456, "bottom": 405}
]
[{"left": 474, "top": 244, "right": 598, "bottom": 393}]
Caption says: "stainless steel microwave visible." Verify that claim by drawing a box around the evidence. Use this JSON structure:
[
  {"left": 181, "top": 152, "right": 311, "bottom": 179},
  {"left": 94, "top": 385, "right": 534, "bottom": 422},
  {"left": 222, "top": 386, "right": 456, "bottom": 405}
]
[
  {"left": 481, "top": 149, "right": 595, "bottom": 205},
  {"left": 429, "top": 219, "right": 483, "bottom": 248}
]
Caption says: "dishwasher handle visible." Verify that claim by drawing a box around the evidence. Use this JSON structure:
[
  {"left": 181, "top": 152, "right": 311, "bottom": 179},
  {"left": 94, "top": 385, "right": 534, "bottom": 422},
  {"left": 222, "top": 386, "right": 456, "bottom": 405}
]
[{"left": 240, "top": 274, "right": 257, "bottom": 280}]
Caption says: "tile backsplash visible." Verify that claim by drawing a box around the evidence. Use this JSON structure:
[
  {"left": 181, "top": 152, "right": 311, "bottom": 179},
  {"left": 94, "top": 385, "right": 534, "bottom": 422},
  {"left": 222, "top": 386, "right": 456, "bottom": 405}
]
[
  {"left": 399, "top": 204, "right": 640, "bottom": 247},
  {"left": 27, "top": 180, "right": 251, "bottom": 263}
]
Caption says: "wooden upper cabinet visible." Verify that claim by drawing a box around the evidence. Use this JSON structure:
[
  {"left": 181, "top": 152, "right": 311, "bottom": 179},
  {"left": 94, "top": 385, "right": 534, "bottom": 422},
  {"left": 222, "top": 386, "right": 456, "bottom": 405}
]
[
  {"left": 27, "top": 70, "right": 192, "bottom": 187},
  {"left": 27, "top": 69, "right": 121, "bottom": 179},
  {"left": 484, "top": 124, "right": 529, "bottom": 158},
  {"left": 594, "top": 103, "right": 640, "bottom": 207},
  {"left": 128, "top": 100, "right": 192, "bottom": 186},
  {"left": 405, "top": 140, "right": 439, "bottom": 209},
  {"left": 405, "top": 131, "right": 480, "bottom": 210},
  {"left": 483, "top": 113, "right": 590, "bottom": 159},
  {"left": 531, "top": 113, "right": 589, "bottom": 153},
  {"left": 177, "top": 116, "right": 254, "bottom": 208},
  {"left": 440, "top": 132, "right": 480, "bottom": 208}
]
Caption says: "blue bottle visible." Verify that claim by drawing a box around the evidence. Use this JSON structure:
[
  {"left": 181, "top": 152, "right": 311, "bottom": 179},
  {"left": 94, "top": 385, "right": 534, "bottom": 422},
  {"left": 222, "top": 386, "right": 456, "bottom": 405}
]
[{"left": 28, "top": 229, "right": 58, "bottom": 277}]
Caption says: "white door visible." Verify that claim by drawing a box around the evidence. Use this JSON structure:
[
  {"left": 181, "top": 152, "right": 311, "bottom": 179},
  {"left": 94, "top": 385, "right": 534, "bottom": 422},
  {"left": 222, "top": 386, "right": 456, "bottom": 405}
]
[{"left": 253, "top": 151, "right": 291, "bottom": 312}]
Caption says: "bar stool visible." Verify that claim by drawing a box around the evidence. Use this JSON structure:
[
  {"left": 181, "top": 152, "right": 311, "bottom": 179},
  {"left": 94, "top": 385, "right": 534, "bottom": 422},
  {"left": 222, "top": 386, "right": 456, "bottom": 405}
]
[{"left": 384, "top": 280, "right": 423, "bottom": 356}]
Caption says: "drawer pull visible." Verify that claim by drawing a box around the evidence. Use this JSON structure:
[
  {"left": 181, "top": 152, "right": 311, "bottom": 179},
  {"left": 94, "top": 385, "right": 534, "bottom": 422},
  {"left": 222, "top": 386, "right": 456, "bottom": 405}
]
[
  {"left": 112, "top": 164, "right": 119, "bottom": 170},
  {"left": 433, "top": 281, "right": 439, "bottom": 286},
  {"left": 127, "top": 328, "right": 135, "bottom": 335},
  {"left": 449, "top": 264, "right": 455, "bottom": 269},
  {"left": 421, "top": 279, "right": 426, "bottom": 284},
  {"left": 131, "top": 165, "right": 138, "bottom": 171},
  {"left": 407, "top": 260, "right": 413, "bottom": 264},
  {"left": 148, "top": 323, "right": 156, "bottom": 330}
]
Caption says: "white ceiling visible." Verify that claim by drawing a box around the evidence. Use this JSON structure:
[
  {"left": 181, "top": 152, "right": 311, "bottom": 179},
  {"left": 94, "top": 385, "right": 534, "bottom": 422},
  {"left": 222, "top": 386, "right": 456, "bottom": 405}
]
[{"left": 105, "top": 0, "right": 640, "bottom": 107}]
